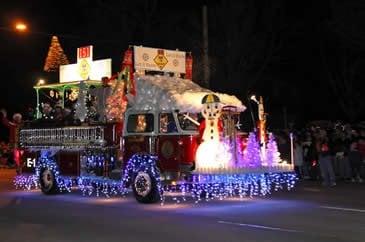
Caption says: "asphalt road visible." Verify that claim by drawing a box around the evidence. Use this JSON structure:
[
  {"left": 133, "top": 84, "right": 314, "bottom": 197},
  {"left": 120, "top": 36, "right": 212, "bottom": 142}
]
[{"left": 0, "top": 169, "right": 364, "bottom": 242}]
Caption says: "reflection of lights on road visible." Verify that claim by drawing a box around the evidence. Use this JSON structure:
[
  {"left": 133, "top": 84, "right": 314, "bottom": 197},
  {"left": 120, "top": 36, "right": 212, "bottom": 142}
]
[
  {"left": 223, "top": 197, "right": 252, "bottom": 202},
  {"left": 142, "top": 203, "right": 190, "bottom": 210},
  {"left": 90, "top": 198, "right": 127, "bottom": 205}
]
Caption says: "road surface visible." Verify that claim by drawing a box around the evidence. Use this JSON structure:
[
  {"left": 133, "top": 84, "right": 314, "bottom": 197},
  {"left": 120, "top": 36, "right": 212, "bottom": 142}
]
[{"left": 0, "top": 169, "right": 364, "bottom": 242}]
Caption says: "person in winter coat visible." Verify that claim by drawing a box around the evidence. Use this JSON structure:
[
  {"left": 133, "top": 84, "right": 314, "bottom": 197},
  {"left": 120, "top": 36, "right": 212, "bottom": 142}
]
[
  {"left": 0, "top": 109, "right": 23, "bottom": 174},
  {"left": 316, "top": 137, "right": 336, "bottom": 187},
  {"left": 294, "top": 140, "right": 305, "bottom": 179},
  {"left": 348, "top": 141, "right": 364, "bottom": 183}
]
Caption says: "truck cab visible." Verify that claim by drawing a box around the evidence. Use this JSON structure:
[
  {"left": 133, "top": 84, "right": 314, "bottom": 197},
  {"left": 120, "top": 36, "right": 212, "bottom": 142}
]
[{"left": 122, "top": 109, "right": 199, "bottom": 182}]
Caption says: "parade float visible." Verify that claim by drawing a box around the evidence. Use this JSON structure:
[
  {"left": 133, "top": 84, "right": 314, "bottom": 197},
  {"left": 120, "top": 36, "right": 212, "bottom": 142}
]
[{"left": 15, "top": 45, "right": 296, "bottom": 204}]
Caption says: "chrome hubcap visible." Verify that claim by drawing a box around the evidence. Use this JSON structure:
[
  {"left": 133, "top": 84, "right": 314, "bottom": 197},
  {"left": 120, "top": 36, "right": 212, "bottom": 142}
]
[
  {"left": 42, "top": 169, "right": 53, "bottom": 188},
  {"left": 134, "top": 172, "right": 152, "bottom": 197}
]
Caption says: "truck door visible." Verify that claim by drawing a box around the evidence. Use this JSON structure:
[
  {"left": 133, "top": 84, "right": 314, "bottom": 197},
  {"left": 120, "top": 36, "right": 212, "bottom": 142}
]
[
  {"left": 157, "top": 113, "right": 181, "bottom": 172},
  {"left": 123, "top": 113, "right": 156, "bottom": 162}
]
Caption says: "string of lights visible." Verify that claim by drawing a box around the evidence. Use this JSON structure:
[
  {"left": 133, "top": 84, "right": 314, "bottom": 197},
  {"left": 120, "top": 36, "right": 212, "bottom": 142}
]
[{"left": 13, "top": 149, "right": 297, "bottom": 204}]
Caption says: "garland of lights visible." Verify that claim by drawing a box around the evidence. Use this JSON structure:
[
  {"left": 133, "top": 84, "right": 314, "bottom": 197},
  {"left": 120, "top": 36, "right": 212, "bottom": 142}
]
[
  {"left": 14, "top": 174, "right": 39, "bottom": 190},
  {"left": 14, "top": 171, "right": 296, "bottom": 203},
  {"left": 77, "top": 176, "right": 124, "bottom": 198},
  {"left": 14, "top": 153, "right": 297, "bottom": 204},
  {"left": 14, "top": 155, "right": 73, "bottom": 192},
  {"left": 81, "top": 150, "right": 116, "bottom": 176},
  {"left": 163, "top": 172, "right": 297, "bottom": 203}
]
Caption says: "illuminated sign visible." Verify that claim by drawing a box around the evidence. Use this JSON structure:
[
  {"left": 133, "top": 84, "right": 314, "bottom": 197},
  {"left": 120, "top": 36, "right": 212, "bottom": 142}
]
[
  {"left": 60, "top": 45, "right": 111, "bottom": 83},
  {"left": 26, "top": 158, "right": 36, "bottom": 168},
  {"left": 134, "top": 46, "right": 186, "bottom": 73},
  {"left": 77, "top": 46, "right": 92, "bottom": 80}
]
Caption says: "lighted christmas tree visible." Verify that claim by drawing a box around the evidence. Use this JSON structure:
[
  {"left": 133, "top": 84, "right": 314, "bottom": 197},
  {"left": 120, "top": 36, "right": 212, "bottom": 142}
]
[
  {"left": 105, "top": 72, "right": 128, "bottom": 122},
  {"left": 265, "top": 133, "right": 281, "bottom": 166},
  {"left": 242, "top": 132, "right": 262, "bottom": 167},
  {"left": 43, "top": 36, "right": 69, "bottom": 72},
  {"left": 74, "top": 81, "right": 88, "bottom": 122}
]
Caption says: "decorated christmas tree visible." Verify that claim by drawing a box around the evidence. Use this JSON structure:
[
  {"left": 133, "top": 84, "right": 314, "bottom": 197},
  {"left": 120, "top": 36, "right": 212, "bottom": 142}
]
[
  {"left": 43, "top": 36, "right": 69, "bottom": 72},
  {"left": 242, "top": 132, "right": 262, "bottom": 167},
  {"left": 74, "top": 81, "right": 88, "bottom": 122},
  {"left": 105, "top": 72, "right": 128, "bottom": 122},
  {"left": 265, "top": 133, "right": 281, "bottom": 166}
]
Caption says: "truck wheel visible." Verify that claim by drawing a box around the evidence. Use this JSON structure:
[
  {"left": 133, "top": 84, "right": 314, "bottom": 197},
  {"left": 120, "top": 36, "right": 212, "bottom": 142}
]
[
  {"left": 132, "top": 171, "right": 160, "bottom": 203},
  {"left": 39, "top": 168, "right": 58, "bottom": 195}
]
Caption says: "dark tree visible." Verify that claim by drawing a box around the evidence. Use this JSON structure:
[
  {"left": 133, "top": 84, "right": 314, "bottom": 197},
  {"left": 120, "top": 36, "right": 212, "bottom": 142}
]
[
  {"left": 208, "top": 0, "right": 285, "bottom": 96},
  {"left": 320, "top": 0, "right": 365, "bottom": 121}
]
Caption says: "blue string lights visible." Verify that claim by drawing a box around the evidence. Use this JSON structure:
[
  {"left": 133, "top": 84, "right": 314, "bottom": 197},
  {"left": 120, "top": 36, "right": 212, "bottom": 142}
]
[
  {"left": 121, "top": 154, "right": 164, "bottom": 202},
  {"left": 35, "top": 155, "right": 73, "bottom": 193},
  {"left": 163, "top": 172, "right": 297, "bottom": 203},
  {"left": 81, "top": 150, "right": 116, "bottom": 177},
  {"left": 14, "top": 153, "right": 297, "bottom": 204},
  {"left": 14, "top": 154, "right": 72, "bottom": 192},
  {"left": 14, "top": 174, "right": 39, "bottom": 190},
  {"left": 77, "top": 176, "right": 123, "bottom": 198}
]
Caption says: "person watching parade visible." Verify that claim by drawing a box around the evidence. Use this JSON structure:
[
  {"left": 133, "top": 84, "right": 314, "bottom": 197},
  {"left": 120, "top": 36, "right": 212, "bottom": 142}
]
[{"left": 0, "top": 108, "right": 23, "bottom": 174}]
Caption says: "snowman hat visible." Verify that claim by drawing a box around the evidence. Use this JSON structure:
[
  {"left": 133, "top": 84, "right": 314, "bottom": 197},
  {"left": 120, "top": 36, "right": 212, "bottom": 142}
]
[{"left": 201, "top": 93, "right": 220, "bottom": 104}]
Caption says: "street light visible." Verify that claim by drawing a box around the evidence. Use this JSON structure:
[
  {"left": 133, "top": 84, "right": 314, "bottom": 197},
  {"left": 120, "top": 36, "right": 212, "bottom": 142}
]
[
  {"left": 15, "top": 22, "right": 27, "bottom": 32},
  {"left": 37, "top": 79, "right": 45, "bottom": 86},
  {"left": 0, "top": 21, "right": 28, "bottom": 33},
  {"left": 1, "top": 21, "right": 123, "bottom": 45}
]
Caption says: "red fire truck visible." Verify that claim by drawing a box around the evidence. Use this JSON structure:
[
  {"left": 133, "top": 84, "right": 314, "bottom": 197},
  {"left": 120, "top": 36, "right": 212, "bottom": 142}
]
[
  {"left": 17, "top": 46, "right": 249, "bottom": 203},
  {"left": 16, "top": 46, "right": 295, "bottom": 204}
]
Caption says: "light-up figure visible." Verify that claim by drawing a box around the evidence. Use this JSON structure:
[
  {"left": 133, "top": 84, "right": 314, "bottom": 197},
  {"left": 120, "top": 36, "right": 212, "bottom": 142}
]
[
  {"left": 199, "top": 94, "right": 223, "bottom": 142},
  {"left": 135, "top": 115, "right": 147, "bottom": 132},
  {"left": 195, "top": 94, "right": 232, "bottom": 171},
  {"left": 257, "top": 96, "right": 267, "bottom": 164}
]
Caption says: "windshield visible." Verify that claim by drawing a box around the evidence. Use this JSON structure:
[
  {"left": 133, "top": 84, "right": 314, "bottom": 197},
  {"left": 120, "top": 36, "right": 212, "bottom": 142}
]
[{"left": 177, "top": 113, "right": 199, "bottom": 131}]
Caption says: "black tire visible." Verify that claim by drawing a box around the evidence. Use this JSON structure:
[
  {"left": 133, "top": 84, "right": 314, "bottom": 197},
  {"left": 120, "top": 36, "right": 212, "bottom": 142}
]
[
  {"left": 132, "top": 170, "right": 160, "bottom": 203},
  {"left": 39, "top": 168, "right": 59, "bottom": 195}
]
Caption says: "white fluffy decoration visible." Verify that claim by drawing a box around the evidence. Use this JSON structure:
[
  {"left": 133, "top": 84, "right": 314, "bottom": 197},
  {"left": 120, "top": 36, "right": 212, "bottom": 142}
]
[{"left": 130, "top": 74, "right": 246, "bottom": 113}]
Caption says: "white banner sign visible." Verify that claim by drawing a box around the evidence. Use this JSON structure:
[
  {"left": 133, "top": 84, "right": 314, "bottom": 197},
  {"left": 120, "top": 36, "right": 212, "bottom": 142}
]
[
  {"left": 60, "top": 59, "right": 112, "bottom": 83},
  {"left": 134, "top": 46, "right": 186, "bottom": 74},
  {"left": 59, "top": 45, "right": 111, "bottom": 83}
]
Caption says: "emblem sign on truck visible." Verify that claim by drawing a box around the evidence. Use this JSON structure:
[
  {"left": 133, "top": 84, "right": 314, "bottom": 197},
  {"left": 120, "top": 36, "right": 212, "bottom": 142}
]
[
  {"left": 134, "top": 46, "right": 186, "bottom": 74},
  {"left": 153, "top": 49, "right": 169, "bottom": 70}
]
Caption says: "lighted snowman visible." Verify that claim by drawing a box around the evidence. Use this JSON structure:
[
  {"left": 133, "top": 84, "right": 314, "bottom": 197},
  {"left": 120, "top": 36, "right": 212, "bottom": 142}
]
[
  {"left": 199, "top": 94, "right": 223, "bottom": 142},
  {"left": 195, "top": 94, "right": 232, "bottom": 171}
]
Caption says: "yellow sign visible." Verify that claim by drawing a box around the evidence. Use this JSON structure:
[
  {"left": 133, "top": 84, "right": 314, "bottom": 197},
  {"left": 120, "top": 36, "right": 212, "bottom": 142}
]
[
  {"left": 134, "top": 46, "right": 186, "bottom": 73},
  {"left": 78, "top": 59, "right": 91, "bottom": 80},
  {"left": 153, "top": 51, "right": 169, "bottom": 70}
]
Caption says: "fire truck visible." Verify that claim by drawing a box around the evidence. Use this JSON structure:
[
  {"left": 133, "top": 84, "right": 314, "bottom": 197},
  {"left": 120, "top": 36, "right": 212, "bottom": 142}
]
[{"left": 16, "top": 46, "right": 295, "bottom": 203}]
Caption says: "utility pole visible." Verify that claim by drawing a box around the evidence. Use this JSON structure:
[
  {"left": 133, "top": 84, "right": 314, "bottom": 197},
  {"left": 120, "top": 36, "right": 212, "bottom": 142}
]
[{"left": 202, "top": 5, "right": 210, "bottom": 88}]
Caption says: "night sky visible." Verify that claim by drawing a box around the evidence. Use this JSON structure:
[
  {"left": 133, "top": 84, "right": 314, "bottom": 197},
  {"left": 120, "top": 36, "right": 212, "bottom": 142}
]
[{"left": 1, "top": 0, "right": 364, "bottom": 130}]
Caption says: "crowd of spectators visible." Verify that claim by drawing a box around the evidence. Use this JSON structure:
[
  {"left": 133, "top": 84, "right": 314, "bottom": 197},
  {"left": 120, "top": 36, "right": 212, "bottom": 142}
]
[{"left": 275, "top": 121, "right": 365, "bottom": 186}]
